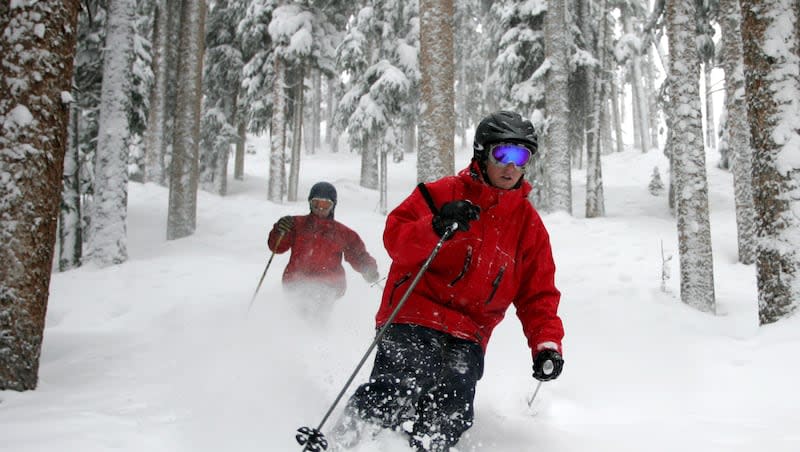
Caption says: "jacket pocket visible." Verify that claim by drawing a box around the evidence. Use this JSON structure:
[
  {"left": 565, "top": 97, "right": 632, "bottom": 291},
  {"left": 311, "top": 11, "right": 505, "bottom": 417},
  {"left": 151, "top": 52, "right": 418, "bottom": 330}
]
[
  {"left": 388, "top": 273, "right": 412, "bottom": 307},
  {"left": 484, "top": 266, "right": 505, "bottom": 305},
  {"left": 448, "top": 246, "right": 473, "bottom": 287}
]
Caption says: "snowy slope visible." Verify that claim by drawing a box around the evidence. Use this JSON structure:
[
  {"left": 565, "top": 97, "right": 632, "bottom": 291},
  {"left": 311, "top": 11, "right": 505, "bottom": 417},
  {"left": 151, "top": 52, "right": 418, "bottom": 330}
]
[{"left": 1, "top": 141, "right": 798, "bottom": 452}]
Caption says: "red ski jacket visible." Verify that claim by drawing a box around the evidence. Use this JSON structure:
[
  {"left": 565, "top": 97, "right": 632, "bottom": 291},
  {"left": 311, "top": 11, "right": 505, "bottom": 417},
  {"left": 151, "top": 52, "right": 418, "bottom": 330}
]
[
  {"left": 376, "top": 161, "right": 564, "bottom": 359},
  {"left": 268, "top": 214, "right": 377, "bottom": 299}
]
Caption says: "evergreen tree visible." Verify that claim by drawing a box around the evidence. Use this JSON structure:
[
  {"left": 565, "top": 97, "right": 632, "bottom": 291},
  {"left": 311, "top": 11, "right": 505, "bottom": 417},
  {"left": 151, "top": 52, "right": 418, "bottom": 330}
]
[
  {"left": 336, "top": 0, "right": 418, "bottom": 190},
  {"left": 200, "top": 0, "right": 245, "bottom": 195}
]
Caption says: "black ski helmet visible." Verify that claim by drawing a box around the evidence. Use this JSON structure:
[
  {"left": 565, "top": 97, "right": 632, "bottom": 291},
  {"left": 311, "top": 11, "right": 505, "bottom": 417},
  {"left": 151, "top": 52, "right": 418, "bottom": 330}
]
[{"left": 472, "top": 111, "right": 538, "bottom": 162}]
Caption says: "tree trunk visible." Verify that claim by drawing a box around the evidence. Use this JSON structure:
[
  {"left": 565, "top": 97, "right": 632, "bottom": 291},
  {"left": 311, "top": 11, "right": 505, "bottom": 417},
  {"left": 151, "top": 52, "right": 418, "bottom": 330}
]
[
  {"left": 144, "top": 0, "right": 168, "bottom": 185},
  {"left": 88, "top": 0, "right": 135, "bottom": 266},
  {"left": 666, "top": 0, "right": 716, "bottom": 313},
  {"left": 418, "top": 0, "right": 455, "bottom": 182},
  {"left": 167, "top": 0, "right": 206, "bottom": 240},
  {"left": 610, "top": 72, "right": 624, "bottom": 153},
  {"left": 740, "top": 0, "right": 800, "bottom": 324},
  {"left": 234, "top": 95, "right": 245, "bottom": 181},
  {"left": 59, "top": 102, "right": 83, "bottom": 271},
  {"left": 0, "top": 0, "right": 80, "bottom": 390},
  {"left": 269, "top": 56, "right": 287, "bottom": 201},
  {"left": 325, "top": 75, "right": 335, "bottom": 149},
  {"left": 543, "top": 0, "right": 572, "bottom": 213},
  {"left": 311, "top": 69, "right": 321, "bottom": 154},
  {"left": 623, "top": 7, "right": 651, "bottom": 152},
  {"left": 719, "top": 0, "right": 755, "bottom": 265},
  {"left": 586, "top": 0, "right": 608, "bottom": 218},
  {"left": 704, "top": 64, "right": 717, "bottom": 149},
  {"left": 288, "top": 71, "right": 304, "bottom": 202}
]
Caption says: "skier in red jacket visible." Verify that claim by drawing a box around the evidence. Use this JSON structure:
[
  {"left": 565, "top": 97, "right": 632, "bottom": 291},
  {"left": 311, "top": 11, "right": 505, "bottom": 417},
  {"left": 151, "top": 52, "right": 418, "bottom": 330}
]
[
  {"left": 334, "top": 111, "right": 565, "bottom": 451},
  {"left": 267, "top": 182, "right": 379, "bottom": 307}
]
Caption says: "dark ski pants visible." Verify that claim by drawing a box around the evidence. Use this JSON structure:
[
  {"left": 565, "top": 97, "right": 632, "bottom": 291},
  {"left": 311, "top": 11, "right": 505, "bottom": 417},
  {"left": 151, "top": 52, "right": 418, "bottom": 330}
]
[{"left": 347, "top": 324, "right": 484, "bottom": 450}]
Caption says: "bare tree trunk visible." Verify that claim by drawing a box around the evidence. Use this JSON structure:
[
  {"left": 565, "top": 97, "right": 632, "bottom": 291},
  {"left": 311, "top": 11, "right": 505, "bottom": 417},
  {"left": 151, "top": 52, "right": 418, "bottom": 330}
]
[
  {"left": 610, "top": 72, "right": 624, "bottom": 153},
  {"left": 740, "top": 0, "right": 800, "bottom": 324},
  {"left": 60, "top": 102, "right": 83, "bottom": 271},
  {"left": 360, "top": 136, "right": 379, "bottom": 189},
  {"left": 0, "top": 0, "right": 80, "bottom": 390},
  {"left": 586, "top": 0, "right": 608, "bottom": 218},
  {"left": 418, "top": 0, "right": 455, "bottom": 182},
  {"left": 167, "top": 0, "right": 206, "bottom": 240},
  {"left": 234, "top": 97, "right": 245, "bottom": 181},
  {"left": 719, "top": 0, "right": 755, "bottom": 265},
  {"left": 380, "top": 148, "right": 388, "bottom": 215},
  {"left": 311, "top": 69, "right": 321, "bottom": 154},
  {"left": 667, "top": 0, "right": 716, "bottom": 313},
  {"left": 623, "top": 7, "right": 651, "bottom": 152},
  {"left": 269, "top": 56, "right": 286, "bottom": 201},
  {"left": 144, "top": 0, "right": 167, "bottom": 185},
  {"left": 325, "top": 75, "right": 335, "bottom": 149},
  {"left": 88, "top": 0, "right": 135, "bottom": 266},
  {"left": 543, "top": 0, "right": 572, "bottom": 213},
  {"left": 704, "top": 64, "right": 717, "bottom": 149},
  {"left": 288, "top": 71, "right": 304, "bottom": 202},
  {"left": 646, "top": 49, "right": 660, "bottom": 149}
]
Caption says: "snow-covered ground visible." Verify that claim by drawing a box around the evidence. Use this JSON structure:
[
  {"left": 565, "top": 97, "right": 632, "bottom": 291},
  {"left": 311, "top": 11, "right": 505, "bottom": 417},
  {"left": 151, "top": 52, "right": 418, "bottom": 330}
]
[{"left": 2, "top": 138, "right": 798, "bottom": 452}]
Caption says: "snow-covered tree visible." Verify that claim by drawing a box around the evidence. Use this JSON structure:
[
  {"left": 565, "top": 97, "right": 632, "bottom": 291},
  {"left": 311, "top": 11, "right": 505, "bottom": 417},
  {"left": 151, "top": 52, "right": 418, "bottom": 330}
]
[
  {"left": 418, "top": 0, "right": 455, "bottom": 182},
  {"left": 200, "top": 0, "right": 245, "bottom": 195},
  {"left": 486, "top": 0, "right": 547, "bottom": 116},
  {"left": 270, "top": 2, "right": 315, "bottom": 201},
  {"left": 740, "top": 0, "right": 800, "bottom": 324},
  {"left": 58, "top": 0, "right": 108, "bottom": 270},
  {"left": 666, "top": 0, "right": 716, "bottom": 313},
  {"left": 336, "top": 0, "right": 418, "bottom": 190},
  {"left": 167, "top": 0, "right": 206, "bottom": 240},
  {"left": 88, "top": 0, "right": 136, "bottom": 266},
  {"left": 0, "top": 0, "right": 80, "bottom": 390},
  {"left": 719, "top": 0, "right": 755, "bottom": 265},
  {"left": 239, "top": 0, "right": 277, "bottom": 135},
  {"left": 144, "top": 0, "right": 169, "bottom": 185},
  {"left": 453, "top": 0, "right": 484, "bottom": 145},
  {"left": 585, "top": 0, "right": 609, "bottom": 218}
]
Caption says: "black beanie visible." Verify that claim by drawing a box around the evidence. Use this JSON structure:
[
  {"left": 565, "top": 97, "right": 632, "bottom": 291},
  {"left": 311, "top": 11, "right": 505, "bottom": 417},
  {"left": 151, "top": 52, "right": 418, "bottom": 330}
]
[
  {"left": 308, "top": 182, "right": 337, "bottom": 219},
  {"left": 308, "top": 181, "right": 337, "bottom": 204}
]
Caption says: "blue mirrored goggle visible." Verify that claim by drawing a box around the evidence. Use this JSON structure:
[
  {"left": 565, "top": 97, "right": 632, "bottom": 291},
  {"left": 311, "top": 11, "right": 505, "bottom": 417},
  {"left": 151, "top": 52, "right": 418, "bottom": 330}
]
[{"left": 489, "top": 143, "right": 533, "bottom": 168}]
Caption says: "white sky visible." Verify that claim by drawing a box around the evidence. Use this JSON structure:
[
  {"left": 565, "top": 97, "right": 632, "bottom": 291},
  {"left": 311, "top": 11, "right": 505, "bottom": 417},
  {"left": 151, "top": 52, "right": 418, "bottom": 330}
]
[{"left": 1, "top": 134, "right": 798, "bottom": 452}]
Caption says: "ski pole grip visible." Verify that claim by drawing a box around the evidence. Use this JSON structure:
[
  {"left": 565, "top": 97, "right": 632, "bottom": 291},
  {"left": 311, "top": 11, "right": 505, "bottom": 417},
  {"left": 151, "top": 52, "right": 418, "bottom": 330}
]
[{"left": 543, "top": 360, "right": 554, "bottom": 375}]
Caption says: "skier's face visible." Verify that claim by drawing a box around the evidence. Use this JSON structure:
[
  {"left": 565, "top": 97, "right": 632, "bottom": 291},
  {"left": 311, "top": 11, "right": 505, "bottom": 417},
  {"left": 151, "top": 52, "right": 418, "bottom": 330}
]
[
  {"left": 310, "top": 198, "right": 334, "bottom": 217},
  {"left": 485, "top": 158, "right": 525, "bottom": 190}
]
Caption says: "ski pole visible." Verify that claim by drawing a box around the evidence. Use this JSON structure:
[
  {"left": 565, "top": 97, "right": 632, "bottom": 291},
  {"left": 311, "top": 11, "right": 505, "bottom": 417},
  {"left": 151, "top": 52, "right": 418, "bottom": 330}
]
[
  {"left": 247, "top": 232, "right": 284, "bottom": 312},
  {"left": 527, "top": 359, "right": 554, "bottom": 407},
  {"left": 296, "top": 223, "right": 459, "bottom": 452}
]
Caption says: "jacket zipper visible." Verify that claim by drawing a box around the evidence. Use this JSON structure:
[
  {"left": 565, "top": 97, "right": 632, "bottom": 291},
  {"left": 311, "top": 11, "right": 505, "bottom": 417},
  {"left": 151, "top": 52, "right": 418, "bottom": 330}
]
[
  {"left": 388, "top": 273, "right": 411, "bottom": 307},
  {"left": 448, "top": 247, "right": 473, "bottom": 287},
  {"left": 484, "top": 266, "right": 505, "bottom": 305}
]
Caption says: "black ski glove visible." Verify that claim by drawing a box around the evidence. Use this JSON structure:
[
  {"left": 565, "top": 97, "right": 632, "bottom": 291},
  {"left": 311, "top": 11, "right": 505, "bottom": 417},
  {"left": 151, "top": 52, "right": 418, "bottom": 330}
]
[
  {"left": 432, "top": 200, "right": 480, "bottom": 239},
  {"left": 532, "top": 349, "right": 564, "bottom": 382},
  {"left": 275, "top": 216, "right": 294, "bottom": 234}
]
